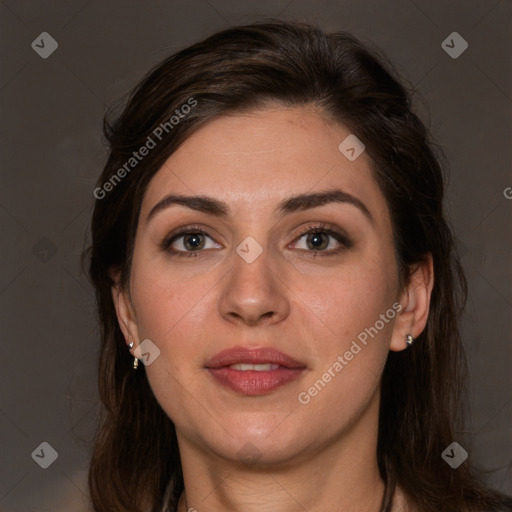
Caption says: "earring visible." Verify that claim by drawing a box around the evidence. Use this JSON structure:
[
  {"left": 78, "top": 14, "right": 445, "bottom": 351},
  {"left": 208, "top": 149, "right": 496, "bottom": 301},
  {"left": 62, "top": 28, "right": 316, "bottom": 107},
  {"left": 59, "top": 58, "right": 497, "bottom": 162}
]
[
  {"left": 128, "top": 342, "right": 139, "bottom": 369},
  {"left": 406, "top": 334, "right": 414, "bottom": 346}
]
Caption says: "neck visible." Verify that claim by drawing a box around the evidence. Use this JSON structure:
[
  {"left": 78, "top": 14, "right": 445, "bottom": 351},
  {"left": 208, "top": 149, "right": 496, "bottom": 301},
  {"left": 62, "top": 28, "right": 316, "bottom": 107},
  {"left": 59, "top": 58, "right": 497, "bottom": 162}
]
[{"left": 175, "top": 392, "right": 397, "bottom": 512}]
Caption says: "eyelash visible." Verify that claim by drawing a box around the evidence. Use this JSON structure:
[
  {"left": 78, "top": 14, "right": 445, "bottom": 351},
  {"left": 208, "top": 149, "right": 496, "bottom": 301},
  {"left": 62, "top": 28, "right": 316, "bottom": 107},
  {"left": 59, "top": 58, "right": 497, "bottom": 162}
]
[{"left": 160, "top": 223, "right": 352, "bottom": 259}]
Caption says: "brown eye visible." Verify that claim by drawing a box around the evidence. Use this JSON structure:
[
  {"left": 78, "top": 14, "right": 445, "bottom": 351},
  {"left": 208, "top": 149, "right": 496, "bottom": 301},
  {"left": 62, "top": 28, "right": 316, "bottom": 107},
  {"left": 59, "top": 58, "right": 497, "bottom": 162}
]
[
  {"left": 305, "top": 232, "right": 330, "bottom": 250},
  {"left": 161, "top": 226, "right": 222, "bottom": 258},
  {"left": 180, "top": 233, "right": 206, "bottom": 251},
  {"left": 292, "top": 226, "right": 352, "bottom": 256}
]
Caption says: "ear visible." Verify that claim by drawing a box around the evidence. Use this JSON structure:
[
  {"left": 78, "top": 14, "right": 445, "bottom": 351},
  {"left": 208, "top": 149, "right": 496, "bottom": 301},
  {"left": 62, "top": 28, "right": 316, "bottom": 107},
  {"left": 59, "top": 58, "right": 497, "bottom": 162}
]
[
  {"left": 390, "top": 254, "right": 434, "bottom": 352},
  {"left": 110, "top": 269, "right": 140, "bottom": 351}
]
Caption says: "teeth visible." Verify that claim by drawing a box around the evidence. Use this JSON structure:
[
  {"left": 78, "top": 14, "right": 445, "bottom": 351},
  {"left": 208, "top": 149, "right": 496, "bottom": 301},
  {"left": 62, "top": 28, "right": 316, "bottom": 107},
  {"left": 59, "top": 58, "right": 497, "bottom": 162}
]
[{"left": 229, "top": 363, "right": 280, "bottom": 371}]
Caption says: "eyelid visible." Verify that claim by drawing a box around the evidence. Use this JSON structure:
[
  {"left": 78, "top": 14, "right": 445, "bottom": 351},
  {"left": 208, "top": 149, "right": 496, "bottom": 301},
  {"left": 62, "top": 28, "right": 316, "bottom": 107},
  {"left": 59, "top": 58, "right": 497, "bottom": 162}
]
[
  {"left": 293, "top": 222, "right": 351, "bottom": 243},
  {"left": 159, "top": 224, "right": 218, "bottom": 252},
  {"left": 290, "top": 222, "right": 353, "bottom": 253}
]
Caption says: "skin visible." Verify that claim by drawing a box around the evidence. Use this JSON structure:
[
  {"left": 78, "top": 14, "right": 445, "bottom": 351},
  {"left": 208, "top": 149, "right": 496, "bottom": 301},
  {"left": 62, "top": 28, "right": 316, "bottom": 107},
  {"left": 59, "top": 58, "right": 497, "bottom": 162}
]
[{"left": 112, "top": 105, "right": 433, "bottom": 512}]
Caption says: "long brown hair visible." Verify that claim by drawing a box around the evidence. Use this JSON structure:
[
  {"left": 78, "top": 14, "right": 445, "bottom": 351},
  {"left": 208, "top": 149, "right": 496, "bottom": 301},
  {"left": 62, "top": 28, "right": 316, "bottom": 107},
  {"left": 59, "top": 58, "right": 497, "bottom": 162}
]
[{"left": 84, "top": 20, "right": 512, "bottom": 512}]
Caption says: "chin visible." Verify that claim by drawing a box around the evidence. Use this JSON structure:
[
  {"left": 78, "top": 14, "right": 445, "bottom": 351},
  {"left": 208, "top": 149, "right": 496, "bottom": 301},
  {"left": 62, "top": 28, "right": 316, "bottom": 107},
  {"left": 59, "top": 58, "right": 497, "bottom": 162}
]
[{"left": 203, "top": 415, "right": 313, "bottom": 467}]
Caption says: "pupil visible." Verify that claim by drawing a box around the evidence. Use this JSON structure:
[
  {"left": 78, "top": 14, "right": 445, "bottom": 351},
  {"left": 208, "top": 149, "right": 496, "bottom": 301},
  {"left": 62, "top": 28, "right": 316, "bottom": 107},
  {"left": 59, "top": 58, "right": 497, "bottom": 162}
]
[
  {"left": 185, "top": 233, "right": 203, "bottom": 250},
  {"left": 309, "top": 233, "right": 327, "bottom": 250}
]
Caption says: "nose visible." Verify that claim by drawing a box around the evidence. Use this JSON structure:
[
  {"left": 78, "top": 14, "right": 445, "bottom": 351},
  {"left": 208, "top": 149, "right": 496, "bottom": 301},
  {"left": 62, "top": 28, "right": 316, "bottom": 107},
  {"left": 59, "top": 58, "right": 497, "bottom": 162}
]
[{"left": 218, "top": 246, "right": 290, "bottom": 327}]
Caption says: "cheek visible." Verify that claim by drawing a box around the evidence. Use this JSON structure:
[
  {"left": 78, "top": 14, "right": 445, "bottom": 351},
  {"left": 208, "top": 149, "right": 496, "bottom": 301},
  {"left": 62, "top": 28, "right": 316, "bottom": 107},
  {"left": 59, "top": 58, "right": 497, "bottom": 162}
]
[
  {"left": 130, "top": 259, "right": 216, "bottom": 348},
  {"left": 129, "top": 262, "right": 218, "bottom": 424},
  {"left": 128, "top": 249, "right": 224, "bottom": 379},
  {"left": 295, "top": 312, "right": 393, "bottom": 438},
  {"left": 293, "top": 252, "right": 397, "bottom": 417},
  {"left": 294, "top": 250, "right": 398, "bottom": 344}
]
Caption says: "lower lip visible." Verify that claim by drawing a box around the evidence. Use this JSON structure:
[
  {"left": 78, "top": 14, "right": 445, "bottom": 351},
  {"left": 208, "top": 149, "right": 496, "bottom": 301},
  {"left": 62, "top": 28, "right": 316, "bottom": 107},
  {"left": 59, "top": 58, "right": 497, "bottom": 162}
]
[{"left": 207, "top": 367, "right": 305, "bottom": 395}]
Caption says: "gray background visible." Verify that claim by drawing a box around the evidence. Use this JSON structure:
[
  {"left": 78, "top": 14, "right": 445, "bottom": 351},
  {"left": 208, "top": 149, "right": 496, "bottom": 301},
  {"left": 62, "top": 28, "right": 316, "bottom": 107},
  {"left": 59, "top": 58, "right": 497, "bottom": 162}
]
[{"left": 0, "top": 1, "right": 510, "bottom": 510}]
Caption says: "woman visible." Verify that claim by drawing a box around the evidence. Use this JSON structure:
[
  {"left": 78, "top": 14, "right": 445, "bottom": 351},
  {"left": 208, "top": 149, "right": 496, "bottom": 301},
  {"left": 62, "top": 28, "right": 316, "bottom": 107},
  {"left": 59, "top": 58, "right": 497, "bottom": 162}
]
[{"left": 84, "top": 20, "right": 512, "bottom": 512}]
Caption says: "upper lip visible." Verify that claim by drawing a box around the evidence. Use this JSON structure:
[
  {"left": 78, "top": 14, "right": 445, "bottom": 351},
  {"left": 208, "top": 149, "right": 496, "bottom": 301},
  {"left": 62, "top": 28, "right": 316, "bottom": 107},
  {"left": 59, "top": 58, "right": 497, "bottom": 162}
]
[{"left": 205, "top": 346, "right": 306, "bottom": 369}]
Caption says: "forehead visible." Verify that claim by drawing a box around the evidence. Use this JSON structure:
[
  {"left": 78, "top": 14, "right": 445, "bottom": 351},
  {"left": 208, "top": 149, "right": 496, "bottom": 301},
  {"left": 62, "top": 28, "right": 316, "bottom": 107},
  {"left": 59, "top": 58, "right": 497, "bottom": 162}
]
[{"left": 140, "top": 106, "right": 389, "bottom": 226}]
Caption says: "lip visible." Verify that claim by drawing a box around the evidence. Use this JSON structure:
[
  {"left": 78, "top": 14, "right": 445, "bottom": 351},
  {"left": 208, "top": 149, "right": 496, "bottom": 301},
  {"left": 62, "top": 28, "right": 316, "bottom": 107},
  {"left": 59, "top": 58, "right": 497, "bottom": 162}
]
[{"left": 205, "top": 347, "right": 306, "bottom": 396}]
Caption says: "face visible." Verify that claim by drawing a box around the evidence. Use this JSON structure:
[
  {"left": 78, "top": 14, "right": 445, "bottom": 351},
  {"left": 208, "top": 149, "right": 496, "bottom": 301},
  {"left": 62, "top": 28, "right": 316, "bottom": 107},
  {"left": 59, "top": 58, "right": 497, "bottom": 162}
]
[{"left": 115, "top": 105, "right": 414, "bottom": 467}]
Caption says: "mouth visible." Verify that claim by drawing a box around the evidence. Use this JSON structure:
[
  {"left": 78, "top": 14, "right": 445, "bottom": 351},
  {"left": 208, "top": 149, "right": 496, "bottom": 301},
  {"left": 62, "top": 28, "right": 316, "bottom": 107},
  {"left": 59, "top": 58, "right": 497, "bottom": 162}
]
[{"left": 205, "top": 346, "right": 306, "bottom": 396}]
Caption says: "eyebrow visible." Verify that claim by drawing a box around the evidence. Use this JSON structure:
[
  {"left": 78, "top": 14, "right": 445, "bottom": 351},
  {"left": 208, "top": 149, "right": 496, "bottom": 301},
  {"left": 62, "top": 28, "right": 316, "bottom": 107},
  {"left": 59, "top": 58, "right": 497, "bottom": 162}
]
[{"left": 146, "top": 189, "right": 373, "bottom": 224}]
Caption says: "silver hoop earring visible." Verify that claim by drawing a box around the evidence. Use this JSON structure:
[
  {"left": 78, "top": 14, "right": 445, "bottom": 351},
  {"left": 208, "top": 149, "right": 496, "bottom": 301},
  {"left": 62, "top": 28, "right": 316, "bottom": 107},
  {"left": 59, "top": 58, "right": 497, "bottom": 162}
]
[
  {"left": 406, "top": 334, "right": 414, "bottom": 346},
  {"left": 128, "top": 342, "right": 138, "bottom": 369}
]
